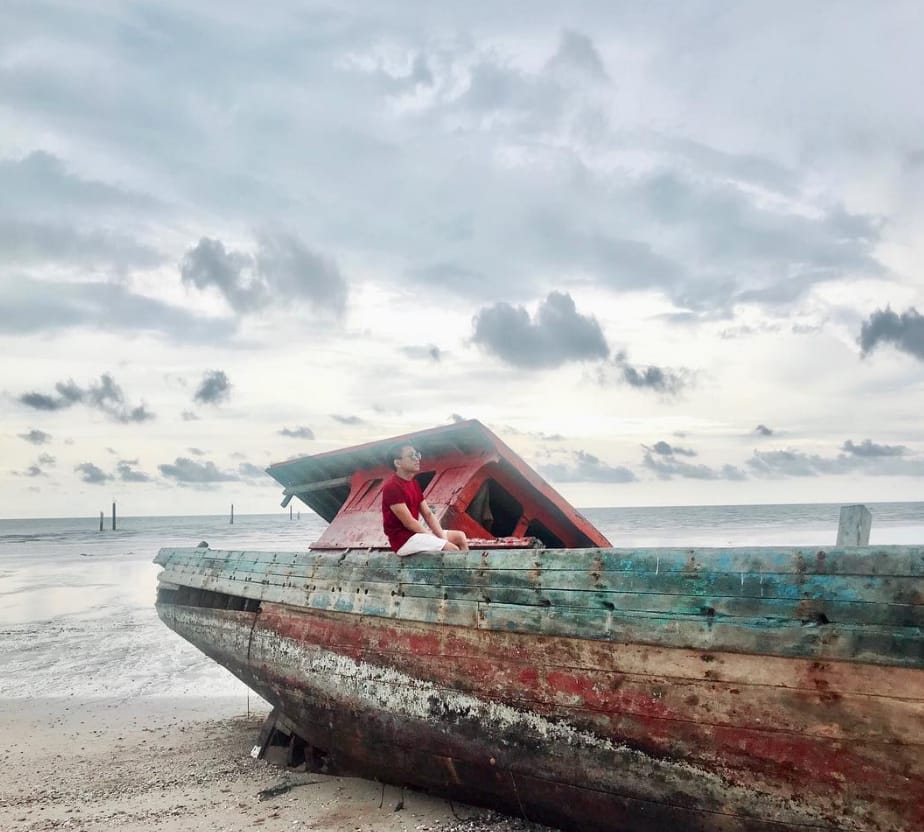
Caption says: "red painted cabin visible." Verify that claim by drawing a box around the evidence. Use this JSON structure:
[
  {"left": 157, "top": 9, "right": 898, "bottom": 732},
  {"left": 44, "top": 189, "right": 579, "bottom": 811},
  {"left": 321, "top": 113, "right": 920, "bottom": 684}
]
[{"left": 266, "top": 420, "right": 610, "bottom": 551}]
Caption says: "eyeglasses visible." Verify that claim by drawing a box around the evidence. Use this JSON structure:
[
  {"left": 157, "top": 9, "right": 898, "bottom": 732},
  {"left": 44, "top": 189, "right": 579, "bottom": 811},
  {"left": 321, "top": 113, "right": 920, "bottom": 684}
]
[{"left": 402, "top": 450, "right": 421, "bottom": 460}]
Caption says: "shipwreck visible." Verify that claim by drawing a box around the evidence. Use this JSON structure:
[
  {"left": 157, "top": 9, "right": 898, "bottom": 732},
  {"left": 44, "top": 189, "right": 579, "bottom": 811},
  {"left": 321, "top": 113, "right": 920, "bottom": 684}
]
[{"left": 154, "top": 420, "right": 924, "bottom": 831}]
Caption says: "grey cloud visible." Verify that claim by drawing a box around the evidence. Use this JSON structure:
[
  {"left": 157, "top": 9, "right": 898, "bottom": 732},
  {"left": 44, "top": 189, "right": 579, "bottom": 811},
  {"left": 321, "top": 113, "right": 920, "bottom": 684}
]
[
  {"left": 188, "top": 448, "right": 206, "bottom": 456},
  {"left": 0, "top": 219, "right": 163, "bottom": 271},
  {"left": 749, "top": 450, "right": 828, "bottom": 477},
  {"left": 450, "top": 413, "right": 466, "bottom": 423},
  {"left": 0, "top": 151, "right": 160, "bottom": 218},
  {"left": 117, "top": 461, "right": 151, "bottom": 482},
  {"left": 87, "top": 374, "right": 154, "bottom": 422},
  {"left": 401, "top": 344, "right": 442, "bottom": 361},
  {"left": 649, "top": 441, "right": 696, "bottom": 457},
  {"left": 640, "top": 172, "right": 884, "bottom": 308},
  {"left": 19, "top": 373, "right": 153, "bottom": 423},
  {"left": 279, "top": 426, "right": 315, "bottom": 439},
  {"left": 472, "top": 291, "right": 608, "bottom": 369},
  {"left": 158, "top": 457, "right": 238, "bottom": 484},
  {"left": 19, "top": 379, "right": 82, "bottom": 411},
  {"left": 180, "top": 238, "right": 260, "bottom": 311},
  {"left": 37, "top": 453, "right": 56, "bottom": 466},
  {"left": 0, "top": 277, "right": 236, "bottom": 341},
  {"left": 842, "top": 439, "right": 907, "bottom": 458},
  {"left": 238, "top": 462, "right": 266, "bottom": 479},
  {"left": 256, "top": 231, "right": 347, "bottom": 316},
  {"left": 409, "top": 54, "right": 434, "bottom": 87},
  {"left": 331, "top": 414, "right": 364, "bottom": 425},
  {"left": 75, "top": 462, "right": 112, "bottom": 484},
  {"left": 755, "top": 424, "right": 774, "bottom": 437},
  {"left": 459, "top": 29, "right": 611, "bottom": 127},
  {"left": 14, "top": 464, "right": 45, "bottom": 478},
  {"left": 181, "top": 233, "right": 348, "bottom": 317},
  {"left": 644, "top": 452, "right": 746, "bottom": 481},
  {"left": 463, "top": 60, "right": 550, "bottom": 116},
  {"left": 546, "top": 30, "right": 608, "bottom": 81},
  {"left": 376, "top": 52, "right": 435, "bottom": 95},
  {"left": 664, "top": 138, "right": 800, "bottom": 197},
  {"left": 194, "top": 370, "right": 231, "bottom": 406},
  {"left": 524, "top": 219, "right": 684, "bottom": 297},
  {"left": 540, "top": 450, "right": 636, "bottom": 484},
  {"left": 734, "top": 270, "right": 842, "bottom": 307},
  {"left": 859, "top": 307, "right": 924, "bottom": 361},
  {"left": 181, "top": 411, "right": 199, "bottom": 421},
  {"left": 747, "top": 449, "right": 924, "bottom": 478},
  {"left": 607, "top": 352, "right": 689, "bottom": 395},
  {"left": 19, "top": 429, "right": 51, "bottom": 444},
  {"left": 500, "top": 425, "right": 564, "bottom": 441},
  {"left": 410, "top": 263, "right": 490, "bottom": 295}
]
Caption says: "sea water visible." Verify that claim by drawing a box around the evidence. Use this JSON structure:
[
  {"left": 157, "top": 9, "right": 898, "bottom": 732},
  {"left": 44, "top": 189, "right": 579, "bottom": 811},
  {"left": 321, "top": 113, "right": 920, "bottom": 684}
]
[{"left": 1, "top": 503, "right": 922, "bottom": 700}]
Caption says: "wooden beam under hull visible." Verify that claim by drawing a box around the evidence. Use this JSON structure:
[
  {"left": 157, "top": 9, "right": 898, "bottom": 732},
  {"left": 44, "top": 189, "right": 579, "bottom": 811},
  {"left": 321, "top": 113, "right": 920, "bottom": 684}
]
[{"left": 155, "top": 601, "right": 924, "bottom": 832}]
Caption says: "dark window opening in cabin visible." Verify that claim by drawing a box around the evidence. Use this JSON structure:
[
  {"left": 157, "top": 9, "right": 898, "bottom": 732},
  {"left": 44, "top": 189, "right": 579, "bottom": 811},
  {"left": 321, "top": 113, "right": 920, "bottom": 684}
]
[
  {"left": 466, "top": 479, "right": 523, "bottom": 537},
  {"left": 524, "top": 519, "right": 564, "bottom": 549},
  {"left": 156, "top": 585, "right": 261, "bottom": 613},
  {"left": 415, "top": 471, "right": 436, "bottom": 492}
]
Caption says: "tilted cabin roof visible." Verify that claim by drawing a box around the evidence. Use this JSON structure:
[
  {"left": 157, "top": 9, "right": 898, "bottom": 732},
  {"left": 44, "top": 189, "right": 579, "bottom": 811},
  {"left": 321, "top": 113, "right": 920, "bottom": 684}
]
[{"left": 266, "top": 419, "right": 610, "bottom": 550}]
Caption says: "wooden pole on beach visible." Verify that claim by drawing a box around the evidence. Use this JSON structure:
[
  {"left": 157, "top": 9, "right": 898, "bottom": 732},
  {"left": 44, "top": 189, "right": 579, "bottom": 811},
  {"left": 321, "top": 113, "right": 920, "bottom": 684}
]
[
  {"left": 290, "top": 504, "right": 293, "bottom": 520},
  {"left": 230, "top": 503, "right": 234, "bottom": 524},
  {"left": 112, "top": 501, "right": 117, "bottom": 531},
  {"left": 99, "top": 511, "right": 104, "bottom": 532},
  {"left": 837, "top": 504, "right": 871, "bottom": 546}
]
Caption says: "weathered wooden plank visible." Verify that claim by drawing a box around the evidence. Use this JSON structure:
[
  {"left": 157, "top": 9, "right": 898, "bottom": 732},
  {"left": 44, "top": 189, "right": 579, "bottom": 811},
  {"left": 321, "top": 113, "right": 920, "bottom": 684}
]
[
  {"left": 478, "top": 602, "right": 924, "bottom": 666},
  {"left": 242, "top": 573, "right": 924, "bottom": 628},
  {"left": 399, "top": 566, "right": 924, "bottom": 605},
  {"left": 160, "top": 549, "right": 924, "bottom": 611},
  {"left": 270, "top": 606, "right": 924, "bottom": 700},
  {"left": 157, "top": 545, "right": 924, "bottom": 578},
  {"left": 253, "top": 603, "right": 924, "bottom": 746},
  {"left": 160, "top": 563, "right": 924, "bottom": 666},
  {"left": 423, "top": 546, "right": 924, "bottom": 577}
]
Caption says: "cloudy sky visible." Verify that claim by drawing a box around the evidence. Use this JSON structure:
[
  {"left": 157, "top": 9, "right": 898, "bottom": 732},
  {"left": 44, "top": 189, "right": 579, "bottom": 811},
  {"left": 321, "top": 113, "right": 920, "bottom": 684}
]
[{"left": 3, "top": 1, "right": 924, "bottom": 518}]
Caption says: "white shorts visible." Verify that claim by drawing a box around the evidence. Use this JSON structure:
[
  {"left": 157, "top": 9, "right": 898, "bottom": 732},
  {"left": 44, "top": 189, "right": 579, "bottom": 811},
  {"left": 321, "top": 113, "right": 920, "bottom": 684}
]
[{"left": 396, "top": 533, "right": 448, "bottom": 557}]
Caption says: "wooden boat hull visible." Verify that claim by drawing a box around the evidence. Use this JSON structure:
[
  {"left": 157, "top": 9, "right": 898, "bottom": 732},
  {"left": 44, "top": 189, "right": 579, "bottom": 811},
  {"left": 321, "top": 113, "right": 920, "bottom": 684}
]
[{"left": 154, "top": 545, "right": 924, "bottom": 831}]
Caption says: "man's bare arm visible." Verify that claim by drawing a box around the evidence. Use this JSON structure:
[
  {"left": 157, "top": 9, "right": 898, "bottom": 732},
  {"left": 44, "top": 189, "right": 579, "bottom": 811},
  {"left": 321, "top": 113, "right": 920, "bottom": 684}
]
[
  {"left": 389, "top": 503, "right": 429, "bottom": 535},
  {"left": 419, "top": 501, "right": 447, "bottom": 539}
]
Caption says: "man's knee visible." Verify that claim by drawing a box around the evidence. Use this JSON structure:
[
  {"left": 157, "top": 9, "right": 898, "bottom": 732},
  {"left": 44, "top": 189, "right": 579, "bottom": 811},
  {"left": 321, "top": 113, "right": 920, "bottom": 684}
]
[{"left": 441, "top": 541, "right": 461, "bottom": 552}]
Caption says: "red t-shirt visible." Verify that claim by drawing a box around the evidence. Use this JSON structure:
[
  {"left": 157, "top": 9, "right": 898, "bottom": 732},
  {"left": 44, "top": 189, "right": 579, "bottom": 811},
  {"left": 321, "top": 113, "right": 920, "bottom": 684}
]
[{"left": 381, "top": 474, "right": 424, "bottom": 552}]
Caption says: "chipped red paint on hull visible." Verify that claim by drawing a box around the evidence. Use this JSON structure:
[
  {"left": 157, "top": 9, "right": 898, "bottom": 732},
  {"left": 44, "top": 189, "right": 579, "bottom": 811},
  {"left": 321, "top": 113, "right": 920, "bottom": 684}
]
[{"left": 157, "top": 601, "right": 924, "bottom": 832}]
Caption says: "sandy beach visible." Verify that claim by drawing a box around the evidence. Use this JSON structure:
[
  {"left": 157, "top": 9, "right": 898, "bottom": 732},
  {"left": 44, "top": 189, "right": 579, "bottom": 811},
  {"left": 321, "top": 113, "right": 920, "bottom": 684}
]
[{"left": 0, "top": 696, "right": 551, "bottom": 832}]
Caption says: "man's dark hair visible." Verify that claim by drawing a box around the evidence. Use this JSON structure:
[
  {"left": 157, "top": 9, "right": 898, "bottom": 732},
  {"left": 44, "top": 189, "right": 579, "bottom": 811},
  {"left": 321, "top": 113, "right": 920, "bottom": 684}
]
[{"left": 388, "top": 442, "right": 412, "bottom": 469}]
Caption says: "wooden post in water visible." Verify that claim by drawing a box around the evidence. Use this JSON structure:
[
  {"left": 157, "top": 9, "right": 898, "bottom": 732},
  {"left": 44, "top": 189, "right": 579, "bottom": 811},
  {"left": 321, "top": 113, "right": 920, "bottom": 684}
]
[
  {"left": 99, "top": 511, "right": 104, "bottom": 532},
  {"left": 112, "top": 501, "right": 117, "bottom": 531},
  {"left": 290, "top": 504, "right": 293, "bottom": 520},
  {"left": 836, "top": 504, "right": 871, "bottom": 546},
  {"left": 230, "top": 503, "right": 234, "bottom": 524}
]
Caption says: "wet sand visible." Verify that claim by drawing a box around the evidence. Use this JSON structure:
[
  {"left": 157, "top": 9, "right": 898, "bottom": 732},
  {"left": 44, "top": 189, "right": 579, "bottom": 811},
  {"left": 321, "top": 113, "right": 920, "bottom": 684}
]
[{"left": 0, "top": 697, "right": 552, "bottom": 832}]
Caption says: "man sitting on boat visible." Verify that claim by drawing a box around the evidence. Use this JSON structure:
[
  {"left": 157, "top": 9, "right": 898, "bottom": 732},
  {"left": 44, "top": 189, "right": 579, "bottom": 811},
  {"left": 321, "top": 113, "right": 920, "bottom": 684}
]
[{"left": 383, "top": 443, "right": 470, "bottom": 556}]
